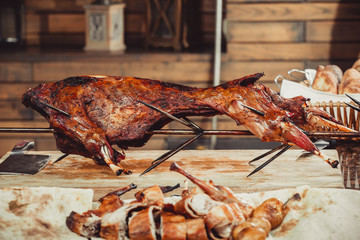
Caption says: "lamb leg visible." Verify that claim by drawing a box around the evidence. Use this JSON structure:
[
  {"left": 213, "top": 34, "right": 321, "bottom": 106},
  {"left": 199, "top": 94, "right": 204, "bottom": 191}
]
[
  {"left": 51, "top": 116, "right": 131, "bottom": 175},
  {"left": 170, "top": 162, "right": 239, "bottom": 204}
]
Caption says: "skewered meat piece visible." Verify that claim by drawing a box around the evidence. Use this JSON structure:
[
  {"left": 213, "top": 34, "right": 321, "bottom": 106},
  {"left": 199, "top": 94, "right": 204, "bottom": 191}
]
[
  {"left": 205, "top": 202, "right": 250, "bottom": 239},
  {"left": 233, "top": 225, "right": 267, "bottom": 240},
  {"left": 170, "top": 162, "right": 254, "bottom": 239},
  {"left": 160, "top": 212, "right": 187, "bottom": 240},
  {"left": 252, "top": 198, "right": 287, "bottom": 229},
  {"left": 100, "top": 202, "right": 148, "bottom": 240},
  {"left": 128, "top": 205, "right": 162, "bottom": 240},
  {"left": 170, "top": 162, "right": 252, "bottom": 209},
  {"left": 232, "top": 195, "right": 299, "bottom": 240},
  {"left": 133, "top": 185, "right": 165, "bottom": 208},
  {"left": 66, "top": 183, "right": 136, "bottom": 238},
  {"left": 185, "top": 219, "right": 208, "bottom": 240},
  {"left": 174, "top": 193, "right": 222, "bottom": 218},
  {"left": 22, "top": 74, "right": 353, "bottom": 175}
]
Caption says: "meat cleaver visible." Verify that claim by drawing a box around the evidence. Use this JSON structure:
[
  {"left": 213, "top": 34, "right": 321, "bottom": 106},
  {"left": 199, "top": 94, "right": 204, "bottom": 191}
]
[{"left": 0, "top": 140, "right": 50, "bottom": 175}]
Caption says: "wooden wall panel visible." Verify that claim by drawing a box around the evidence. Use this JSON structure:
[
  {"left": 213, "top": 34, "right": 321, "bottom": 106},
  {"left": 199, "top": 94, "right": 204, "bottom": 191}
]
[
  {"left": 25, "top": 12, "right": 41, "bottom": 34},
  {"left": 226, "top": 22, "right": 304, "bottom": 42},
  {"left": 0, "top": 63, "right": 32, "bottom": 82},
  {"left": 306, "top": 21, "right": 360, "bottom": 42},
  {"left": 0, "top": 101, "right": 32, "bottom": 120},
  {"left": 221, "top": 61, "right": 305, "bottom": 82},
  {"left": 226, "top": 0, "right": 360, "bottom": 75},
  {"left": 33, "top": 61, "right": 213, "bottom": 83},
  {"left": 23, "top": 0, "right": 216, "bottom": 48},
  {"left": 46, "top": 13, "right": 146, "bottom": 34},
  {"left": 0, "top": 84, "right": 32, "bottom": 101},
  {"left": 227, "top": 3, "right": 360, "bottom": 21},
  {"left": 227, "top": 1, "right": 304, "bottom": 2},
  {"left": 48, "top": 14, "right": 85, "bottom": 33},
  {"left": 227, "top": 43, "right": 360, "bottom": 61},
  {"left": 125, "top": 14, "right": 146, "bottom": 33},
  {"left": 25, "top": 0, "right": 84, "bottom": 11}
]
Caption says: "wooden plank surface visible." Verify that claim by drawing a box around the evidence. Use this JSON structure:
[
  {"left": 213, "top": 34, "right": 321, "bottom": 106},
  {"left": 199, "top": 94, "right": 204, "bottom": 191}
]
[
  {"left": 227, "top": 43, "right": 360, "bottom": 61},
  {"left": 0, "top": 149, "right": 343, "bottom": 201},
  {"left": 33, "top": 62, "right": 213, "bottom": 82},
  {"left": 306, "top": 21, "right": 360, "bottom": 42},
  {"left": 226, "top": 22, "right": 304, "bottom": 42},
  {"left": 227, "top": 3, "right": 360, "bottom": 21},
  {"left": 0, "top": 101, "right": 32, "bottom": 120},
  {"left": 0, "top": 63, "right": 32, "bottom": 82},
  {"left": 0, "top": 83, "right": 33, "bottom": 101}
]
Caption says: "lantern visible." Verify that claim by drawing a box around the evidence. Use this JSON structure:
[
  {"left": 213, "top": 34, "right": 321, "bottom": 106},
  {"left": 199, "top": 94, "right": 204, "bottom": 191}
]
[{"left": 84, "top": 1, "right": 126, "bottom": 52}]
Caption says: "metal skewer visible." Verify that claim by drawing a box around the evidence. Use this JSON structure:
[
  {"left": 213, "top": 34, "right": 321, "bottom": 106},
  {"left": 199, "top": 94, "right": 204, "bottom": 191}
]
[
  {"left": 2, "top": 98, "right": 360, "bottom": 176},
  {"left": 345, "top": 102, "right": 360, "bottom": 112},
  {"left": 0, "top": 128, "right": 55, "bottom": 133},
  {"left": 239, "top": 103, "right": 265, "bottom": 117},
  {"left": 345, "top": 94, "right": 360, "bottom": 106},
  {"left": 248, "top": 144, "right": 286, "bottom": 164},
  {"left": 140, "top": 132, "right": 204, "bottom": 176},
  {"left": 2, "top": 127, "right": 360, "bottom": 138},
  {"left": 247, "top": 144, "right": 292, "bottom": 177},
  {"left": 345, "top": 94, "right": 360, "bottom": 112},
  {"left": 138, "top": 100, "right": 202, "bottom": 131},
  {"left": 39, "top": 101, "right": 71, "bottom": 117}
]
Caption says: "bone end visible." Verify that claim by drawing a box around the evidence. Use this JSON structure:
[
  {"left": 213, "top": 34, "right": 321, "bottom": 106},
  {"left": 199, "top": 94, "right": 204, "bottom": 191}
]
[
  {"left": 109, "top": 164, "right": 132, "bottom": 176},
  {"left": 170, "top": 162, "right": 180, "bottom": 172},
  {"left": 330, "top": 160, "right": 339, "bottom": 168}
]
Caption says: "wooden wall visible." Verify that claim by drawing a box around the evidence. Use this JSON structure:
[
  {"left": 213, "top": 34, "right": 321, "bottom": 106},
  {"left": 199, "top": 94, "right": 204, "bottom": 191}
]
[
  {"left": 225, "top": 0, "right": 360, "bottom": 78},
  {"left": 1, "top": 0, "right": 360, "bottom": 156},
  {"left": 24, "top": 0, "right": 217, "bottom": 48}
]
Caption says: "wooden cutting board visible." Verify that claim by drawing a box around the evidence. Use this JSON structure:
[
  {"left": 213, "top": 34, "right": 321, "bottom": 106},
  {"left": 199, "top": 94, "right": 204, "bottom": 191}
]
[{"left": 0, "top": 149, "right": 343, "bottom": 201}]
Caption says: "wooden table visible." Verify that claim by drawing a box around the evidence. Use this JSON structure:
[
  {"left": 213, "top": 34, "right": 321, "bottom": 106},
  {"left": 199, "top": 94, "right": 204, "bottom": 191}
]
[{"left": 0, "top": 149, "right": 348, "bottom": 201}]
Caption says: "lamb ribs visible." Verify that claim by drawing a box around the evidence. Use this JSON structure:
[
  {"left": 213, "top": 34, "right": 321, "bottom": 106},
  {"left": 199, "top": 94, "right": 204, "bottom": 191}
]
[{"left": 22, "top": 73, "right": 355, "bottom": 175}]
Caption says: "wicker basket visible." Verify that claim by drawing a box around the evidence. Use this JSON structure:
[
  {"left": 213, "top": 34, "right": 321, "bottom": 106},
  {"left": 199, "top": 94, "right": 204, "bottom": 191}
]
[
  {"left": 275, "top": 72, "right": 360, "bottom": 132},
  {"left": 310, "top": 101, "right": 360, "bottom": 132}
]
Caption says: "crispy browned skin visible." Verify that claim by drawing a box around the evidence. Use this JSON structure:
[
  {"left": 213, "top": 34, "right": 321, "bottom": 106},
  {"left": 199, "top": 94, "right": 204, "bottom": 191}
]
[
  {"left": 252, "top": 198, "right": 286, "bottom": 229},
  {"left": 128, "top": 206, "right": 162, "bottom": 240},
  {"left": 22, "top": 73, "right": 348, "bottom": 174},
  {"left": 161, "top": 212, "right": 187, "bottom": 240},
  {"left": 66, "top": 184, "right": 136, "bottom": 238},
  {"left": 22, "top": 76, "right": 219, "bottom": 174}
]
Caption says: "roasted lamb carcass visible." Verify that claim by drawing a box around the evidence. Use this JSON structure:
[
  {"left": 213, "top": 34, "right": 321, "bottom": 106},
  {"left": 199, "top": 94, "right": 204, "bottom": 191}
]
[{"left": 22, "top": 73, "right": 355, "bottom": 175}]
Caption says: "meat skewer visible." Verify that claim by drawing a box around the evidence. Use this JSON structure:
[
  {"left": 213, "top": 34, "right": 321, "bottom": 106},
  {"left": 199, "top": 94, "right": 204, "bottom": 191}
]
[
  {"left": 170, "top": 162, "right": 255, "bottom": 239},
  {"left": 38, "top": 101, "right": 71, "bottom": 117},
  {"left": 138, "top": 100, "right": 203, "bottom": 131},
  {"left": 66, "top": 183, "right": 137, "bottom": 238},
  {"left": 2, "top": 127, "right": 360, "bottom": 138},
  {"left": 345, "top": 93, "right": 360, "bottom": 111},
  {"left": 21, "top": 74, "right": 356, "bottom": 175},
  {"left": 140, "top": 132, "right": 203, "bottom": 176},
  {"left": 248, "top": 144, "right": 287, "bottom": 164},
  {"left": 247, "top": 144, "right": 293, "bottom": 177},
  {"left": 232, "top": 193, "right": 301, "bottom": 240},
  {"left": 170, "top": 162, "right": 241, "bottom": 204}
]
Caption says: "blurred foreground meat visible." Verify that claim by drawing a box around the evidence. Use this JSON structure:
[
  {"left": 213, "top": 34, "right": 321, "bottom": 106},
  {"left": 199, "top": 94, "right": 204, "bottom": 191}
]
[
  {"left": 22, "top": 74, "right": 355, "bottom": 174},
  {"left": 67, "top": 165, "right": 293, "bottom": 240}
]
